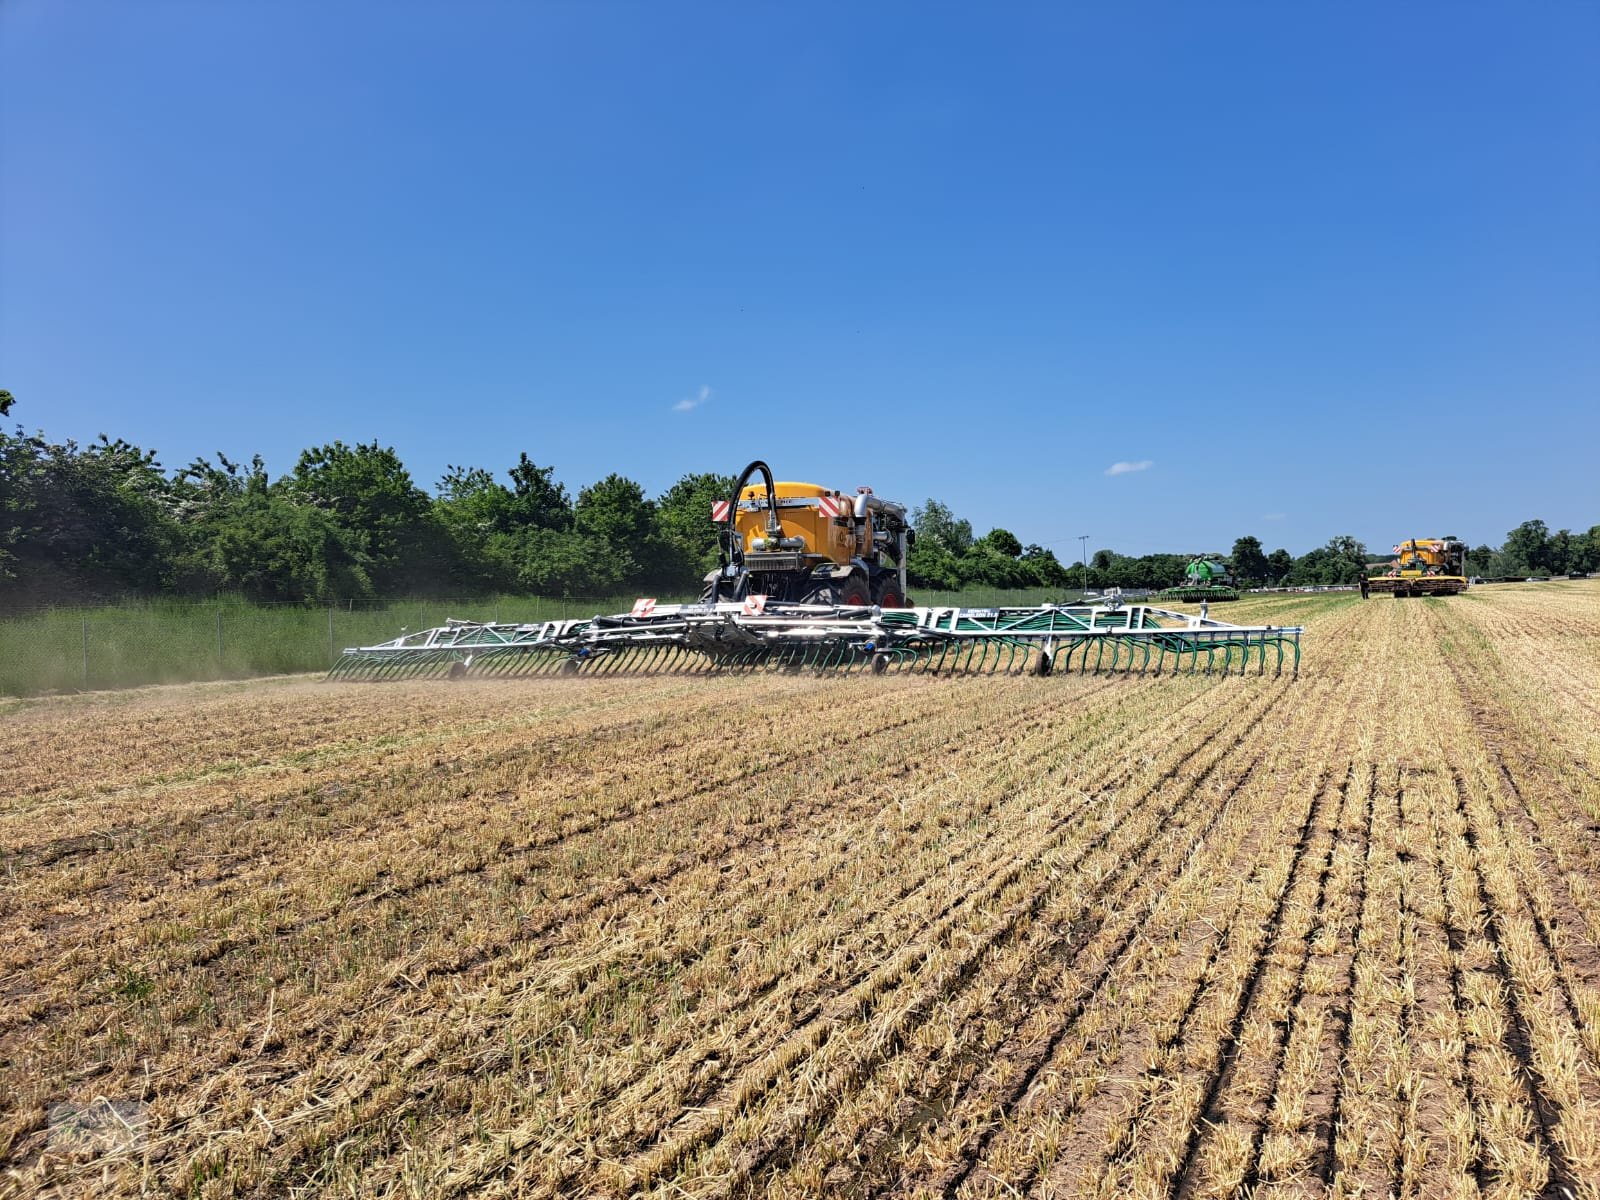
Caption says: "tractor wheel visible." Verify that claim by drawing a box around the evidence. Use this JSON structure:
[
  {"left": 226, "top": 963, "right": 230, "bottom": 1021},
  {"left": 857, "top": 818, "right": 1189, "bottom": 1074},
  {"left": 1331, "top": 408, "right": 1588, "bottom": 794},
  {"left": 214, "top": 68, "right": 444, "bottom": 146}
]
[
  {"left": 874, "top": 578, "right": 908, "bottom": 608},
  {"left": 803, "top": 575, "right": 870, "bottom": 607}
]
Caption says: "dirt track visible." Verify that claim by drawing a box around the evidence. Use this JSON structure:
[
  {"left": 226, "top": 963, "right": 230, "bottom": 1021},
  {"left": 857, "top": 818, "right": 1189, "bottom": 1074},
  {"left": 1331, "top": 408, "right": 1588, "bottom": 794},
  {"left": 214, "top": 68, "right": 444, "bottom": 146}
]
[{"left": 3, "top": 584, "right": 1598, "bottom": 1198}]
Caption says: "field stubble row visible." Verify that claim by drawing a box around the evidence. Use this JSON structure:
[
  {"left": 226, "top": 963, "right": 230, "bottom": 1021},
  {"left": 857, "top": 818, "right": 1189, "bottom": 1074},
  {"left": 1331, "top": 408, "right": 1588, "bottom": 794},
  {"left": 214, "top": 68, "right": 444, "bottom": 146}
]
[{"left": 3, "top": 582, "right": 1599, "bottom": 1198}]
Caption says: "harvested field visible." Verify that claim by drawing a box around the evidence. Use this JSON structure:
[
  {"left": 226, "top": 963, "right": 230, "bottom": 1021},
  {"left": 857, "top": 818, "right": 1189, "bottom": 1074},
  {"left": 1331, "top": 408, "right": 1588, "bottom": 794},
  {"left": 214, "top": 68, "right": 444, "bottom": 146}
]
[{"left": 3, "top": 582, "right": 1599, "bottom": 1198}]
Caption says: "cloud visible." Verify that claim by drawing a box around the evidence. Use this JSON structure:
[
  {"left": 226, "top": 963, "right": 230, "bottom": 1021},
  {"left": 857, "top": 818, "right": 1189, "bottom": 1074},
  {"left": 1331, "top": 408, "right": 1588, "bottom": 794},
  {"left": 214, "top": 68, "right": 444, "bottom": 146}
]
[
  {"left": 1104, "top": 460, "right": 1153, "bottom": 476},
  {"left": 673, "top": 385, "right": 712, "bottom": 413}
]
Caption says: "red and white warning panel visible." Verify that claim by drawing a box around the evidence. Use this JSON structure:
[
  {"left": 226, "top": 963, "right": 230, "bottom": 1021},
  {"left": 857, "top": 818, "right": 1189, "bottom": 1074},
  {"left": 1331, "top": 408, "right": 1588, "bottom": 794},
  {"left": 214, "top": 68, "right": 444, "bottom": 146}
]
[
  {"left": 817, "top": 495, "right": 848, "bottom": 519},
  {"left": 711, "top": 500, "right": 731, "bottom": 523},
  {"left": 742, "top": 594, "right": 768, "bottom": 615},
  {"left": 630, "top": 598, "right": 657, "bottom": 617}
]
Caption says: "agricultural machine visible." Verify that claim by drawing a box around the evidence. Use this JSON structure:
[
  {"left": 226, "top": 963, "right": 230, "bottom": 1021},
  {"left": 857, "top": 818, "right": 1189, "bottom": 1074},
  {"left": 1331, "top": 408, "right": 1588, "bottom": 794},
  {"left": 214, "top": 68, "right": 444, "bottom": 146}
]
[
  {"left": 328, "top": 462, "right": 1302, "bottom": 681},
  {"left": 1155, "top": 557, "right": 1240, "bottom": 603},
  {"left": 702, "top": 460, "right": 910, "bottom": 607},
  {"left": 1367, "top": 538, "right": 1468, "bottom": 598}
]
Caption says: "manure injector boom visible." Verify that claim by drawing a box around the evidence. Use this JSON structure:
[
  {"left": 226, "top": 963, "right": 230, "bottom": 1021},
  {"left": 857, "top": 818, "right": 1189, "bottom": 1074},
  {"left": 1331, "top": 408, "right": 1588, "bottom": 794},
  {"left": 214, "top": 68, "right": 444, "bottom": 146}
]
[{"left": 328, "top": 599, "right": 1302, "bottom": 681}]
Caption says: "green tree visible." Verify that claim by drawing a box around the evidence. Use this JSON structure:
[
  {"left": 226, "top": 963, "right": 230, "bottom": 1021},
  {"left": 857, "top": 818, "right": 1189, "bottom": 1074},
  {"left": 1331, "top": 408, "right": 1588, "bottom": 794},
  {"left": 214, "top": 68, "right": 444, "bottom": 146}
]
[
  {"left": 656, "top": 471, "right": 737, "bottom": 585},
  {"left": 1465, "top": 544, "right": 1496, "bottom": 577},
  {"left": 494, "top": 526, "right": 621, "bottom": 596},
  {"left": 507, "top": 454, "right": 573, "bottom": 531},
  {"left": 1265, "top": 548, "right": 1293, "bottom": 584},
  {"left": 1548, "top": 529, "right": 1574, "bottom": 575},
  {"left": 1326, "top": 535, "right": 1368, "bottom": 584},
  {"left": 168, "top": 454, "right": 373, "bottom": 600},
  {"left": 1230, "top": 536, "right": 1268, "bottom": 587},
  {"left": 979, "top": 528, "right": 1024, "bottom": 559},
  {"left": 574, "top": 473, "right": 666, "bottom": 590},
  {"left": 0, "top": 432, "right": 178, "bottom": 604},
  {"left": 911, "top": 499, "right": 973, "bottom": 555},
  {"left": 287, "top": 441, "right": 448, "bottom": 593},
  {"left": 435, "top": 465, "right": 514, "bottom": 535},
  {"left": 1503, "top": 519, "right": 1551, "bottom": 575},
  {"left": 1573, "top": 526, "right": 1600, "bottom": 574},
  {"left": 0, "top": 389, "right": 14, "bottom": 417},
  {"left": 1020, "top": 544, "right": 1070, "bottom": 587}
]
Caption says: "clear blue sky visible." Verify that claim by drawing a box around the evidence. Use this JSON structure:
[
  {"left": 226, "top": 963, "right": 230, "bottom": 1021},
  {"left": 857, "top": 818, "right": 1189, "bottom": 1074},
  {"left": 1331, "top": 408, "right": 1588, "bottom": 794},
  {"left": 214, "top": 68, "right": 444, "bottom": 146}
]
[{"left": 3, "top": 2, "right": 1596, "bottom": 558}]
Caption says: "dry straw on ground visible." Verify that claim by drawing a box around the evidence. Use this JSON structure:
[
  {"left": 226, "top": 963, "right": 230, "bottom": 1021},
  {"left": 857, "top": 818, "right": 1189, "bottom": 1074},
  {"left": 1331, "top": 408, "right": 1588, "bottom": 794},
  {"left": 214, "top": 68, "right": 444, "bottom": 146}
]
[{"left": 3, "top": 583, "right": 1598, "bottom": 1198}]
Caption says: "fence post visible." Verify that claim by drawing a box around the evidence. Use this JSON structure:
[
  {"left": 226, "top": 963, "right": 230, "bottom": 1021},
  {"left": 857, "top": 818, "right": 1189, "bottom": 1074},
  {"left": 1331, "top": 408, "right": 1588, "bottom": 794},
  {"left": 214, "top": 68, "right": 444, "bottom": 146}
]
[
  {"left": 82, "top": 616, "right": 89, "bottom": 687},
  {"left": 328, "top": 607, "right": 336, "bottom": 666},
  {"left": 216, "top": 611, "right": 224, "bottom": 672}
]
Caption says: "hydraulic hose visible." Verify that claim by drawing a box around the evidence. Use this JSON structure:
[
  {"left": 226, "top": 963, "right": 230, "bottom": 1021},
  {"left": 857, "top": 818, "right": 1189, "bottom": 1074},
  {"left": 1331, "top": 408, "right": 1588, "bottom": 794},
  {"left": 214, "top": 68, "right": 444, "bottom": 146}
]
[{"left": 716, "top": 461, "right": 781, "bottom": 600}]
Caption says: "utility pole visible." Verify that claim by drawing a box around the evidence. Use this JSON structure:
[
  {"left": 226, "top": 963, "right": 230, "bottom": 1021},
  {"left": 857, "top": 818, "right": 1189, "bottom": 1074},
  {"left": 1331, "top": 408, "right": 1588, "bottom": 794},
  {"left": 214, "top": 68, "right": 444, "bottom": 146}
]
[{"left": 1079, "top": 534, "right": 1090, "bottom": 597}]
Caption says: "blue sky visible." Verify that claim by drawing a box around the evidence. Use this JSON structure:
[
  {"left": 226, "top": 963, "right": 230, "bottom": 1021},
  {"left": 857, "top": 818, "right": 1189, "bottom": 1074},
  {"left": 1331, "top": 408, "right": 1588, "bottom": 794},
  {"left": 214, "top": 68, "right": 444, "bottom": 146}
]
[{"left": 3, "top": 2, "right": 1596, "bottom": 558}]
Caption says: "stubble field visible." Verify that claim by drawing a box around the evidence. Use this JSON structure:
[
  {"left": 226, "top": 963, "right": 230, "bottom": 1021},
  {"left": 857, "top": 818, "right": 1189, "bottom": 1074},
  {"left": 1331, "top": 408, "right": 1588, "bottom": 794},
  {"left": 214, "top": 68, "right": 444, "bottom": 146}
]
[{"left": 3, "top": 583, "right": 1599, "bottom": 1198}]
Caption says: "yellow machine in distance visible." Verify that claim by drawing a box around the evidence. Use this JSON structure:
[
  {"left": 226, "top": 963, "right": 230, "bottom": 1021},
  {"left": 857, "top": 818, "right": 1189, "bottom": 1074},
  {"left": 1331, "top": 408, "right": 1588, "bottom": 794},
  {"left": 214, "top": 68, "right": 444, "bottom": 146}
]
[
  {"left": 1368, "top": 537, "right": 1468, "bottom": 598},
  {"left": 705, "top": 461, "right": 912, "bottom": 607}
]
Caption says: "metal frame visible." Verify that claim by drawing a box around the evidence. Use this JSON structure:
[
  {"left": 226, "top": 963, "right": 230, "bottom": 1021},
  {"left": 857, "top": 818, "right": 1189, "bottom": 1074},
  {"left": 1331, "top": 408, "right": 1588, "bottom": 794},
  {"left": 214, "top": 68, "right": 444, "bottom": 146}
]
[{"left": 327, "top": 600, "right": 1302, "bottom": 681}]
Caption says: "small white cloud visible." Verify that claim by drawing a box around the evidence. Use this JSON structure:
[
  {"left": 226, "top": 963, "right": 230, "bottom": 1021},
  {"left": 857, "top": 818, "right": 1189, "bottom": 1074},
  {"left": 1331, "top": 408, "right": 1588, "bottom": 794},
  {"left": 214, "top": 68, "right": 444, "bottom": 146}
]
[
  {"left": 1104, "top": 459, "right": 1153, "bottom": 476},
  {"left": 1263, "top": 512, "right": 1287, "bottom": 521},
  {"left": 673, "top": 385, "right": 712, "bottom": 413}
]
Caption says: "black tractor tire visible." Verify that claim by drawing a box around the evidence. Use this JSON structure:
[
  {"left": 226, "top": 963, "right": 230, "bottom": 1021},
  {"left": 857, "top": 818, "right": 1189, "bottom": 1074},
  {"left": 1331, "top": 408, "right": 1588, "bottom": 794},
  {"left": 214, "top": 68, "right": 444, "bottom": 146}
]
[
  {"left": 803, "top": 574, "right": 871, "bottom": 607},
  {"left": 873, "top": 577, "right": 908, "bottom": 608}
]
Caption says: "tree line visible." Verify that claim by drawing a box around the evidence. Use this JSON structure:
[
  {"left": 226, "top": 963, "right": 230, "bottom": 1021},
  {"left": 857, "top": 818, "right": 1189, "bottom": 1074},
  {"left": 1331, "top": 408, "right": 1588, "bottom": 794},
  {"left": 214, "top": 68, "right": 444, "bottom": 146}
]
[{"left": 0, "top": 394, "right": 1592, "bottom": 607}]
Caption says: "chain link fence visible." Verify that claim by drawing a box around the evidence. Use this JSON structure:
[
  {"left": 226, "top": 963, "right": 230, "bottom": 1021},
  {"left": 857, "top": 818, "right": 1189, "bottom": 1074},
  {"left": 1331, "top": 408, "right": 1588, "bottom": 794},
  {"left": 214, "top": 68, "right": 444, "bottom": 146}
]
[{"left": 1, "top": 586, "right": 1095, "bottom": 697}]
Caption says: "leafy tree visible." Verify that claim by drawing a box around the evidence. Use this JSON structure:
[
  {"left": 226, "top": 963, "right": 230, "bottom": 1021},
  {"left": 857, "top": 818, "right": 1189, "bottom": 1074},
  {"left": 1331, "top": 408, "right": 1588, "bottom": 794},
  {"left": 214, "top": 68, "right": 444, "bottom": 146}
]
[
  {"left": 0, "top": 432, "right": 177, "bottom": 604},
  {"left": 906, "top": 539, "right": 962, "bottom": 590},
  {"left": 1503, "top": 519, "right": 1551, "bottom": 575},
  {"left": 1326, "top": 535, "right": 1368, "bottom": 583},
  {"left": 165, "top": 454, "right": 373, "bottom": 600},
  {"left": 1265, "top": 548, "right": 1293, "bottom": 584},
  {"left": 1230, "top": 536, "right": 1268, "bottom": 587},
  {"left": 657, "top": 471, "right": 737, "bottom": 585},
  {"left": 1284, "top": 535, "right": 1368, "bottom": 586},
  {"left": 507, "top": 454, "right": 573, "bottom": 531},
  {"left": 1020, "top": 544, "right": 1070, "bottom": 587},
  {"left": 0, "top": 389, "right": 13, "bottom": 416},
  {"left": 980, "top": 528, "right": 1024, "bottom": 558},
  {"left": 287, "top": 441, "right": 449, "bottom": 593},
  {"left": 956, "top": 544, "right": 1031, "bottom": 588},
  {"left": 1548, "top": 529, "right": 1574, "bottom": 575},
  {"left": 493, "top": 526, "right": 622, "bottom": 596},
  {"left": 574, "top": 473, "right": 665, "bottom": 590},
  {"left": 436, "top": 465, "right": 513, "bottom": 532},
  {"left": 1465, "top": 544, "right": 1496, "bottom": 577},
  {"left": 911, "top": 499, "right": 973, "bottom": 555},
  {"left": 1574, "top": 527, "right": 1600, "bottom": 575}
]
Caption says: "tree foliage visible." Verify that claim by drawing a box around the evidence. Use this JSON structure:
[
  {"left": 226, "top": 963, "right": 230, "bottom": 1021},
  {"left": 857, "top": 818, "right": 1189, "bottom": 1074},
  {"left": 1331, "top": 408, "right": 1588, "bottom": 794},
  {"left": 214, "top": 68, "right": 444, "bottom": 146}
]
[{"left": 0, "top": 395, "right": 1591, "bottom": 608}]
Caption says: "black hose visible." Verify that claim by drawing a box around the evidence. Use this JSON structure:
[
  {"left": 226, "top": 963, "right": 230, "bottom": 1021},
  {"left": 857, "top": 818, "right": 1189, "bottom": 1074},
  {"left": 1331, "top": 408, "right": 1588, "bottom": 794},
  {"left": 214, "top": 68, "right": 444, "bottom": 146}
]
[{"left": 714, "top": 461, "right": 781, "bottom": 602}]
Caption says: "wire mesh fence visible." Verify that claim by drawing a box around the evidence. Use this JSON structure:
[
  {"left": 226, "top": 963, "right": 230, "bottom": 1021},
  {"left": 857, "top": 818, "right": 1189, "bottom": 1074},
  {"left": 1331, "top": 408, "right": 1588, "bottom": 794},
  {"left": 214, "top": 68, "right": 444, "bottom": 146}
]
[{"left": 0, "top": 586, "right": 1098, "bottom": 697}]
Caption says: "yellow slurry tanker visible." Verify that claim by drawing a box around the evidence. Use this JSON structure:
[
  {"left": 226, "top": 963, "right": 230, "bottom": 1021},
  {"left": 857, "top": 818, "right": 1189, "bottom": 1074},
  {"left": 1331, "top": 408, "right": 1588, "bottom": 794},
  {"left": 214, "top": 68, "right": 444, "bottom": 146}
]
[
  {"left": 702, "top": 460, "right": 911, "bottom": 608},
  {"left": 1368, "top": 538, "right": 1468, "bottom": 597}
]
